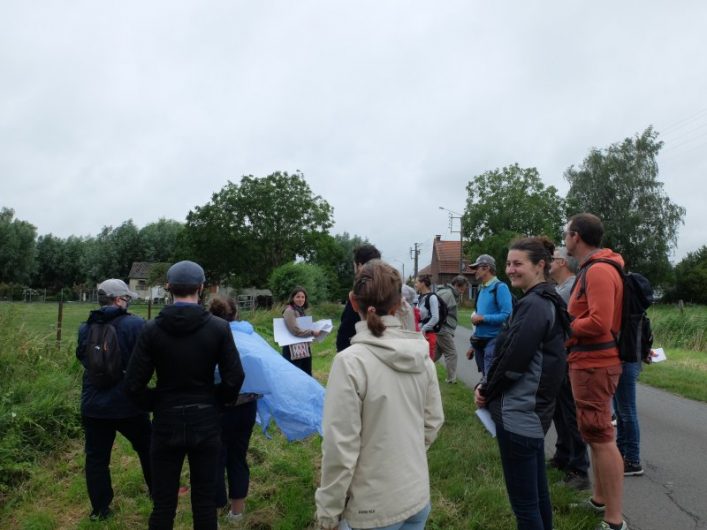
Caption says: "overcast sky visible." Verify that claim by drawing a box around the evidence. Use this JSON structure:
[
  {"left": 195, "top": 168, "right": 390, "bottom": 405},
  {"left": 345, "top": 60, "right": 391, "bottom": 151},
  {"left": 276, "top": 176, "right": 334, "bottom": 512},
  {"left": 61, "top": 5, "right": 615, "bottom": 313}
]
[{"left": 2, "top": 1, "right": 706, "bottom": 279}]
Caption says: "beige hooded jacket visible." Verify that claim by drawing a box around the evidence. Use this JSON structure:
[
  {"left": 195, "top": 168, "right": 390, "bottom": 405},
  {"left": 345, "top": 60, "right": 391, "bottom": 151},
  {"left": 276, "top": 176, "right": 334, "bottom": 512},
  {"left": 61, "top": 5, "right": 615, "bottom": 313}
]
[{"left": 315, "top": 315, "right": 444, "bottom": 529}]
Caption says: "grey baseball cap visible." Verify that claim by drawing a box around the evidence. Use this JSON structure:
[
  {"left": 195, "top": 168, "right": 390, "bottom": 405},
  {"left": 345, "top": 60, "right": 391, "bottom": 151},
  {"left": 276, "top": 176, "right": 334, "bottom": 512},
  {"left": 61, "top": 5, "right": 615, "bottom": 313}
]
[
  {"left": 97, "top": 279, "right": 139, "bottom": 300},
  {"left": 470, "top": 254, "right": 496, "bottom": 268},
  {"left": 167, "top": 260, "right": 206, "bottom": 285}
]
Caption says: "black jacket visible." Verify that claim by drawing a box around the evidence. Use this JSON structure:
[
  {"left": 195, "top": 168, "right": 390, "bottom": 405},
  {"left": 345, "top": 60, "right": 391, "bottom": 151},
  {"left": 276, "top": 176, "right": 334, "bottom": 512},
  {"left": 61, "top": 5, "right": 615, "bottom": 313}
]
[
  {"left": 124, "top": 303, "right": 244, "bottom": 411},
  {"left": 483, "top": 282, "right": 570, "bottom": 437},
  {"left": 76, "top": 306, "right": 146, "bottom": 418},
  {"left": 336, "top": 300, "right": 360, "bottom": 352}
]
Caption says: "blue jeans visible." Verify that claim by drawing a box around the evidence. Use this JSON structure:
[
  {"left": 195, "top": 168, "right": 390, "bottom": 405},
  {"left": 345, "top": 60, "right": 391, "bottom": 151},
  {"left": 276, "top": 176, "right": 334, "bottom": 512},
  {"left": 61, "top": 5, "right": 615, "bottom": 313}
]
[
  {"left": 613, "top": 361, "right": 641, "bottom": 463},
  {"left": 472, "top": 337, "right": 497, "bottom": 376},
  {"left": 496, "top": 424, "right": 552, "bottom": 530},
  {"left": 352, "top": 503, "right": 431, "bottom": 530}
]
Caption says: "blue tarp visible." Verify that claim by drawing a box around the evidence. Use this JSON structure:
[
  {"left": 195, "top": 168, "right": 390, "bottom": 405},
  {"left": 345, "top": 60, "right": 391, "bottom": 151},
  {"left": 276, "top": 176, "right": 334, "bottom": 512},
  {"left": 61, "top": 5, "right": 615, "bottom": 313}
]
[{"left": 218, "top": 320, "right": 324, "bottom": 442}]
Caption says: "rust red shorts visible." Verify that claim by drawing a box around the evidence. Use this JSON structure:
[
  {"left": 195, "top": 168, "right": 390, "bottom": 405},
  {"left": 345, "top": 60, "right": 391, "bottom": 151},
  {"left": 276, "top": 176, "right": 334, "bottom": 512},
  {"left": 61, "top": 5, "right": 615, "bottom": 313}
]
[{"left": 569, "top": 364, "right": 622, "bottom": 444}]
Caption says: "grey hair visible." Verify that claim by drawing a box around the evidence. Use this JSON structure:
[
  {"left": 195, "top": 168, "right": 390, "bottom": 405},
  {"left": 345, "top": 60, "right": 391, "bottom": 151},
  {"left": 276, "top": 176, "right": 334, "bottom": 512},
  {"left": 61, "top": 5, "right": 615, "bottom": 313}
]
[{"left": 557, "top": 247, "right": 579, "bottom": 274}]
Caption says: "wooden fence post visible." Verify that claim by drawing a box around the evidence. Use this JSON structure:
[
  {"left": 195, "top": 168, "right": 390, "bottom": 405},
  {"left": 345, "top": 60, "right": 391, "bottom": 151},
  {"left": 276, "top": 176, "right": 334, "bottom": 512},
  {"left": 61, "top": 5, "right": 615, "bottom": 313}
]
[{"left": 56, "top": 297, "right": 64, "bottom": 349}]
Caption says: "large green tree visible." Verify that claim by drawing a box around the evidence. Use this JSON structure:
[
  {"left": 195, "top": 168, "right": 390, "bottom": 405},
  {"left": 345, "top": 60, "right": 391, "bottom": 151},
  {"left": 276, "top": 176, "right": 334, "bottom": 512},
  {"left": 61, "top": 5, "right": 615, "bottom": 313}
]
[
  {"left": 183, "top": 172, "right": 334, "bottom": 286},
  {"left": 671, "top": 246, "right": 707, "bottom": 304},
  {"left": 33, "top": 234, "right": 87, "bottom": 289},
  {"left": 462, "top": 165, "right": 565, "bottom": 277},
  {"left": 81, "top": 220, "right": 142, "bottom": 283},
  {"left": 139, "top": 218, "right": 184, "bottom": 262},
  {"left": 0, "top": 207, "right": 37, "bottom": 284},
  {"left": 565, "top": 127, "right": 686, "bottom": 285}
]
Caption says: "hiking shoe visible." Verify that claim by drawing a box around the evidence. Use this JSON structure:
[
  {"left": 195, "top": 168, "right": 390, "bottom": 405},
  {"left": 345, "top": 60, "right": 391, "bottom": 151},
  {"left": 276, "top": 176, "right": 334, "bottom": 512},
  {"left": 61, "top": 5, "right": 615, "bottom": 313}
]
[
  {"left": 624, "top": 461, "right": 644, "bottom": 476},
  {"left": 570, "top": 497, "right": 606, "bottom": 513},
  {"left": 89, "top": 508, "right": 112, "bottom": 521},
  {"left": 225, "top": 511, "right": 244, "bottom": 524},
  {"left": 596, "top": 521, "right": 628, "bottom": 530},
  {"left": 563, "top": 470, "right": 591, "bottom": 490}
]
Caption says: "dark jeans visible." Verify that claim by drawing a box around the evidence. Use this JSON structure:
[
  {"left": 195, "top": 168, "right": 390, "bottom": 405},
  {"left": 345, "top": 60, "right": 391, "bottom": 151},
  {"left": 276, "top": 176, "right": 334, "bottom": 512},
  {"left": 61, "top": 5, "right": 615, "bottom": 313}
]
[
  {"left": 82, "top": 414, "right": 152, "bottom": 514},
  {"left": 552, "top": 371, "right": 589, "bottom": 474},
  {"left": 149, "top": 405, "right": 222, "bottom": 530},
  {"left": 472, "top": 337, "right": 496, "bottom": 376},
  {"left": 496, "top": 424, "right": 552, "bottom": 530},
  {"left": 215, "top": 400, "right": 257, "bottom": 506},
  {"left": 613, "top": 361, "right": 641, "bottom": 463},
  {"left": 282, "top": 345, "right": 312, "bottom": 375}
]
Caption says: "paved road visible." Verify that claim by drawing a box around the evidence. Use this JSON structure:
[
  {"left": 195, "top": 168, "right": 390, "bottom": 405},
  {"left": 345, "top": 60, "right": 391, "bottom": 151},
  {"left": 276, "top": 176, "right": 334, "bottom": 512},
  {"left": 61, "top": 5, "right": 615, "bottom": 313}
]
[{"left": 450, "top": 325, "right": 707, "bottom": 530}]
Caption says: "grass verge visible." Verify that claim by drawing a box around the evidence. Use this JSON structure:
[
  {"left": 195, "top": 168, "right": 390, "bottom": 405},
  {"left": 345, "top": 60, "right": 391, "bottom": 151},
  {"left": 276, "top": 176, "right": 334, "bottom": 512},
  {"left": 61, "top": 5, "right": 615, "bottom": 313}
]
[{"left": 1, "top": 301, "right": 602, "bottom": 529}]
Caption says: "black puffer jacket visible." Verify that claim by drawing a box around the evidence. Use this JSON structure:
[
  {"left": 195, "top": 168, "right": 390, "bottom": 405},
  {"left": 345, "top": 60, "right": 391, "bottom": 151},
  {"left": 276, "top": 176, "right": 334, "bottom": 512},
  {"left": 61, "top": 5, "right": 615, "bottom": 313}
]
[
  {"left": 482, "top": 282, "right": 570, "bottom": 438},
  {"left": 124, "top": 303, "right": 244, "bottom": 411}
]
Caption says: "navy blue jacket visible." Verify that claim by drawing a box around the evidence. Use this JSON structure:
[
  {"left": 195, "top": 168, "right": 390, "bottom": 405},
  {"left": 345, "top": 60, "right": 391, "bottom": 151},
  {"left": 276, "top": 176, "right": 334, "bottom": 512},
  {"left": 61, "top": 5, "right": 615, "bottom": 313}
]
[{"left": 76, "top": 306, "right": 147, "bottom": 418}]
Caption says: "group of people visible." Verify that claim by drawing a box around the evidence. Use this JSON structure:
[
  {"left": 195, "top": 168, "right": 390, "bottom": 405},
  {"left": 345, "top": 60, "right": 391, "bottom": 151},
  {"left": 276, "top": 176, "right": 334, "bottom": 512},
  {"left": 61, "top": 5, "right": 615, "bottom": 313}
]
[
  {"left": 76, "top": 212, "right": 643, "bottom": 530},
  {"left": 470, "top": 213, "right": 642, "bottom": 530}
]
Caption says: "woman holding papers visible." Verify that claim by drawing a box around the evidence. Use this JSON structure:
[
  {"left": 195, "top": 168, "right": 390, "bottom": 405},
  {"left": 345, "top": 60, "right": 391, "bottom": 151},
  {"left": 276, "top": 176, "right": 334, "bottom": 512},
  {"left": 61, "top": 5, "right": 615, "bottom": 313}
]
[
  {"left": 316, "top": 260, "right": 444, "bottom": 530},
  {"left": 282, "top": 286, "right": 320, "bottom": 375},
  {"left": 474, "top": 237, "right": 570, "bottom": 530}
]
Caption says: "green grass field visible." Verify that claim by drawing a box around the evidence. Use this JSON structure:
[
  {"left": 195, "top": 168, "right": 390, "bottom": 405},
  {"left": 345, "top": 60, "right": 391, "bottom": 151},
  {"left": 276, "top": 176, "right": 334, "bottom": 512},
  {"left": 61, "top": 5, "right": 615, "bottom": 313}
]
[{"left": 1, "top": 301, "right": 704, "bottom": 529}]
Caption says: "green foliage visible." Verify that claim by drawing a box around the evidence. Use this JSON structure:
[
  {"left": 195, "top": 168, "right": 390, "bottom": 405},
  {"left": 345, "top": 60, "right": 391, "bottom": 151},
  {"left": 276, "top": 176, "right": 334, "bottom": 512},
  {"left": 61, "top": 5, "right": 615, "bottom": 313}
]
[
  {"left": 0, "top": 208, "right": 37, "bottom": 285},
  {"left": 564, "top": 127, "right": 686, "bottom": 285},
  {"left": 462, "top": 164, "right": 565, "bottom": 278},
  {"left": 305, "top": 232, "right": 369, "bottom": 303},
  {"left": 182, "top": 171, "right": 334, "bottom": 287},
  {"left": 0, "top": 305, "right": 81, "bottom": 498},
  {"left": 268, "top": 262, "right": 330, "bottom": 305},
  {"left": 138, "top": 219, "right": 184, "bottom": 263},
  {"left": 668, "top": 246, "right": 707, "bottom": 304},
  {"left": 33, "top": 235, "right": 87, "bottom": 290},
  {"left": 648, "top": 304, "right": 706, "bottom": 351}
]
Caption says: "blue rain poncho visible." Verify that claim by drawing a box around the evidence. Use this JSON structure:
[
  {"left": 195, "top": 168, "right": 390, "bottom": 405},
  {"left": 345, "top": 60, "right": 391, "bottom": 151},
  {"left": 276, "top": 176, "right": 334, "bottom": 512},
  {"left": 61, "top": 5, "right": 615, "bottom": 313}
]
[{"left": 222, "top": 320, "right": 324, "bottom": 441}]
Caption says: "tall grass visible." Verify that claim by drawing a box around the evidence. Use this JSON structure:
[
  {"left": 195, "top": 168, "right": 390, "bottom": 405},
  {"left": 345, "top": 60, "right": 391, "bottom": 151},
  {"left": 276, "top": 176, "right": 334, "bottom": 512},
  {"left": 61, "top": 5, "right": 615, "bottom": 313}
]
[
  {"left": 648, "top": 305, "right": 706, "bottom": 351},
  {"left": 0, "top": 305, "right": 82, "bottom": 505}
]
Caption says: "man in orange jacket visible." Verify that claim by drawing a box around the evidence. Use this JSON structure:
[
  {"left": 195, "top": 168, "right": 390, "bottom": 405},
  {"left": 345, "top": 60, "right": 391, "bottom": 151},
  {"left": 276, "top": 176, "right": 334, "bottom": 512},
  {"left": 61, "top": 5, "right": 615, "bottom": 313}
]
[{"left": 564, "top": 213, "right": 627, "bottom": 530}]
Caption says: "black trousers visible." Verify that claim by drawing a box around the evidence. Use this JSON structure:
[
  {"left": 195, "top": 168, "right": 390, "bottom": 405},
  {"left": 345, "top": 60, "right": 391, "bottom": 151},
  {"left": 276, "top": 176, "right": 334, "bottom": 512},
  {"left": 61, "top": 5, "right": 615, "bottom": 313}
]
[
  {"left": 82, "top": 414, "right": 152, "bottom": 513},
  {"left": 552, "top": 372, "right": 589, "bottom": 475},
  {"left": 149, "top": 405, "right": 222, "bottom": 530},
  {"left": 215, "top": 400, "right": 257, "bottom": 506},
  {"left": 282, "top": 345, "right": 312, "bottom": 375}
]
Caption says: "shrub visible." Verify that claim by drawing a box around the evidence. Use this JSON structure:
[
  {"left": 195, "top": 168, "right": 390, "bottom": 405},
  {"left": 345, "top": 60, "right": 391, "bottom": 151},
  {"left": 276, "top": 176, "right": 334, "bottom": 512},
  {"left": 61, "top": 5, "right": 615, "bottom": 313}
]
[{"left": 268, "top": 262, "right": 330, "bottom": 305}]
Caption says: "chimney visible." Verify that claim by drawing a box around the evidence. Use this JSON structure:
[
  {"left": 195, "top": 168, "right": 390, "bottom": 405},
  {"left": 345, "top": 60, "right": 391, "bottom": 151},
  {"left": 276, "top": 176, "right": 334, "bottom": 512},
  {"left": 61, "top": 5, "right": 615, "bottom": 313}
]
[{"left": 435, "top": 234, "right": 441, "bottom": 241}]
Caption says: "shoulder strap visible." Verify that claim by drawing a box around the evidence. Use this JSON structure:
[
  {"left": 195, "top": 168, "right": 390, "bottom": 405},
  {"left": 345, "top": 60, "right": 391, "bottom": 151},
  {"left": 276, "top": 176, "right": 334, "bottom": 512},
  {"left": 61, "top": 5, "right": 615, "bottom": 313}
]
[{"left": 572, "top": 258, "right": 624, "bottom": 299}]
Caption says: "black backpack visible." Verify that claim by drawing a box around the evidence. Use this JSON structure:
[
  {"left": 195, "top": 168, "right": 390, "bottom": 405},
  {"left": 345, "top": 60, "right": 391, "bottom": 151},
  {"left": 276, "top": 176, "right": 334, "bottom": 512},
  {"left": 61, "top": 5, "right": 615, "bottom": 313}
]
[
  {"left": 573, "top": 259, "right": 654, "bottom": 363},
  {"left": 422, "top": 292, "right": 449, "bottom": 333},
  {"left": 85, "top": 315, "right": 126, "bottom": 389}
]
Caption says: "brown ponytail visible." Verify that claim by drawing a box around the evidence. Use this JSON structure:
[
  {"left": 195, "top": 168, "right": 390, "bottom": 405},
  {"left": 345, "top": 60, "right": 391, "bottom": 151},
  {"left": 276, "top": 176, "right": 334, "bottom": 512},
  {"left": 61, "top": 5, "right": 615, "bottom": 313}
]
[{"left": 352, "top": 260, "right": 402, "bottom": 337}]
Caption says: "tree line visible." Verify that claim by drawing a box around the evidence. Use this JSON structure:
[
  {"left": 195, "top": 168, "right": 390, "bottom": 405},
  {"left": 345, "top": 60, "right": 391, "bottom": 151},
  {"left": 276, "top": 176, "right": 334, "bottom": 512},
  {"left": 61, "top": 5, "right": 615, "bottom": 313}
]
[{"left": 1, "top": 129, "right": 705, "bottom": 303}]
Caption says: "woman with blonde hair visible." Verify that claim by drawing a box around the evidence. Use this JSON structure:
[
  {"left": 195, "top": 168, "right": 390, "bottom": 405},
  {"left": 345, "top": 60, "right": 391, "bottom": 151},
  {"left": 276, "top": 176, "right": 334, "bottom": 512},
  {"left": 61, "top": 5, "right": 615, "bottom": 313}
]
[{"left": 316, "top": 260, "right": 444, "bottom": 530}]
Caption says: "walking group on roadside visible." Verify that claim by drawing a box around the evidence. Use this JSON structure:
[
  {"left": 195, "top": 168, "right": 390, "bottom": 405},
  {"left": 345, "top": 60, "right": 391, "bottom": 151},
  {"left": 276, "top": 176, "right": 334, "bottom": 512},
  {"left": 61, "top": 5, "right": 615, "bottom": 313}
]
[{"left": 77, "top": 212, "right": 646, "bottom": 530}]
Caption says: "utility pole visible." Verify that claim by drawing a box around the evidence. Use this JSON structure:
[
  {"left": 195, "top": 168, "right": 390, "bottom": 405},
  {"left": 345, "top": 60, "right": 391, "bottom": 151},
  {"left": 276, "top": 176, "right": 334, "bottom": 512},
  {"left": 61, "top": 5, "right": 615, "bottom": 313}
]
[{"left": 410, "top": 243, "right": 421, "bottom": 278}]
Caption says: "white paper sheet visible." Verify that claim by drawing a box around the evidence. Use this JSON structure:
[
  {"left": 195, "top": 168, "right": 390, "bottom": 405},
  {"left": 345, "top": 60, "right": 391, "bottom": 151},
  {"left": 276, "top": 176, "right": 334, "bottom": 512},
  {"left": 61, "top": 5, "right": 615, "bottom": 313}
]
[
  {"left": 273, "top": 316, "right": 334, "bottom": 346},
  {"left": 475, "top": 408, "right": 497, "bottom": 437},
  {"left": 648, "top": 347, "right": 667, "bottom": 363}
]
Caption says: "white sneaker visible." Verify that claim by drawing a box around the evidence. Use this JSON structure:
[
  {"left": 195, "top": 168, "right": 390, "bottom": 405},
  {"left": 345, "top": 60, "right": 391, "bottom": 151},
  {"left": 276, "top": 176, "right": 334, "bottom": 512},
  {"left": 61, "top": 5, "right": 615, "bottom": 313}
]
[
  {"left": 225, "top": 511, "right": 244, "bottom": 524},
  {"left": 596, "top": 521, "right": 628, "bottom": 530}
]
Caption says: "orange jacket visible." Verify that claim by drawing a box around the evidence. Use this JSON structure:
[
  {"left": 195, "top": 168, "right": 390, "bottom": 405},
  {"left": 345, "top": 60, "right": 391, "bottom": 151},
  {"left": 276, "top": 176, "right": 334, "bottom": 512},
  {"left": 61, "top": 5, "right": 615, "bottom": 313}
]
[{"left": 567, "top": 249, "right": 624, "bottom": 369}]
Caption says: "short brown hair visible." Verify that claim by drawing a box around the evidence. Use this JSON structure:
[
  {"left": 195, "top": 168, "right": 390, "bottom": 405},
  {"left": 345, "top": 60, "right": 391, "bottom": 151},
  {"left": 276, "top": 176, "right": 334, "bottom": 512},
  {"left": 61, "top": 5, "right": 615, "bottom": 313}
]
[
  {"left": 208, "top": 295, "right": 238, "bottom": 322},
  {"left": 568, "top": 213, "right": 604, "bottom": 247}
]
